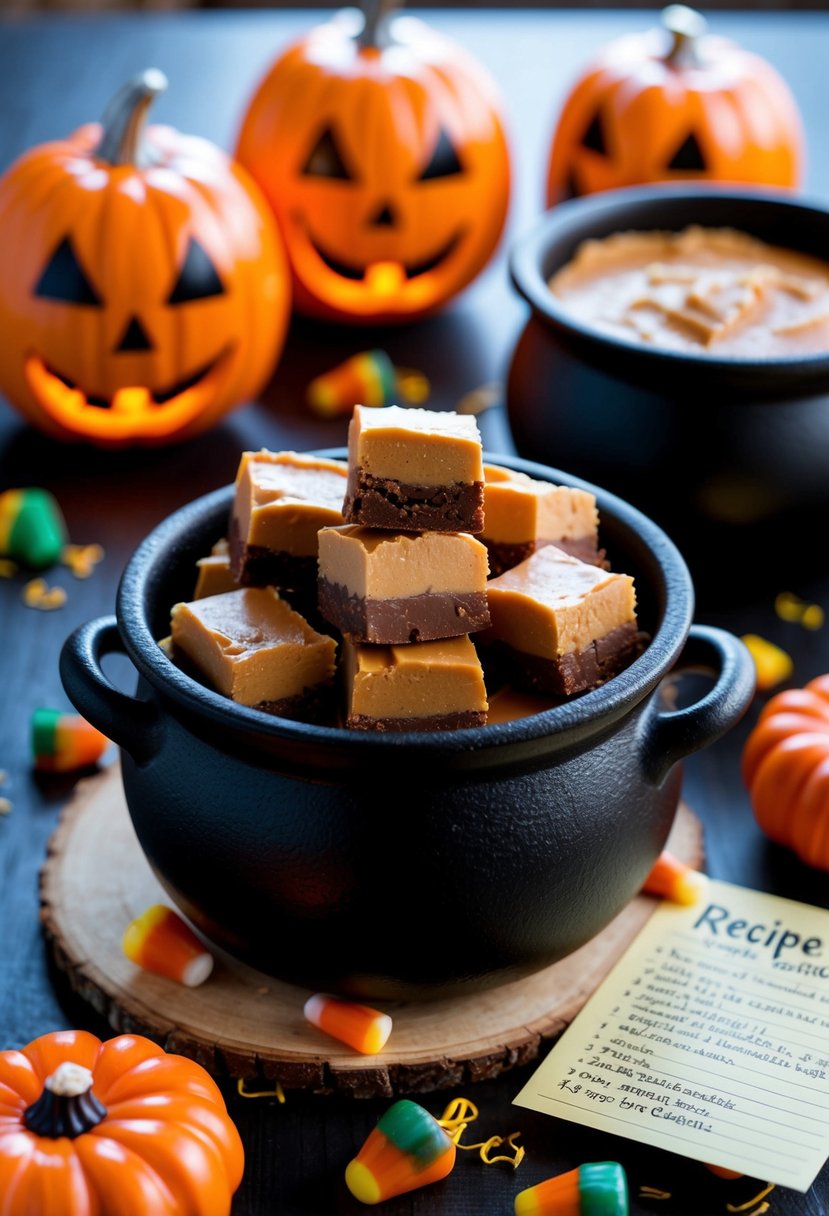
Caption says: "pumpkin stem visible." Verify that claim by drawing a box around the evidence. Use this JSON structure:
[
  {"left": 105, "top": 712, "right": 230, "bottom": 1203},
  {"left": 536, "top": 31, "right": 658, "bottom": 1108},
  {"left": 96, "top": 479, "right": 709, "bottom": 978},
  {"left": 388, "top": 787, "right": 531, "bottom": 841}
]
[
  {"left": 358, "top": 0, "right": 401, "bottom": 50},
  {"left": 95, "top": 68, "right": 168, "bottom": 168},
  {"left": 661, "top": 5, "right": 707, "bottom": 68},
  {"left": 23, "top": 1063, "right": 107, "bottom": 1139}
]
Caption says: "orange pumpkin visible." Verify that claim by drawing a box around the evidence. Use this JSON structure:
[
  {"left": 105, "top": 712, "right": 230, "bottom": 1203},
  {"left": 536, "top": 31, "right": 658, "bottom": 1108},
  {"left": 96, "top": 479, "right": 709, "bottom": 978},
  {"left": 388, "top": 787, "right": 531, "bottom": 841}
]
[
  {"left": 546, "top": 5, "right": 804, "bottom": 206},
  {"left": 0, "top": 1029, "right": 244, "bottom": 1215},
  {"left": 0, "top": 70, "right": 290, "bottom": 448},
  {"left": 235, "top": 0, "right": 511, "bottom": 325},
  {"left": 742, "top": 674, "right": 829, "bottom": 868}
]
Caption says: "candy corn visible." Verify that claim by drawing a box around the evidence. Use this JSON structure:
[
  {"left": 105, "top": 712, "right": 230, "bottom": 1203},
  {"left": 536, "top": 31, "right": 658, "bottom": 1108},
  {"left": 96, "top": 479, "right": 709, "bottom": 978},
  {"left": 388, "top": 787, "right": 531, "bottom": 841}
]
[
  {"left": 741, "top": 634, "right": 793, "bottom": 692},
  {"left": 345, "top": 1099, "right": 456, "bottom": 1205},
  {"left": 304, "top": 994, "right": 392, "bottom": 1055},
  {"left": 515, "top": 1161, "right": 628, "bottom": 1216},
  {"left": 31, "top": 708, "right": 109, "bottom": 773},
  {"left": 641, "top": 850, "right": 708, "bottom": 905},
  {"left": 123, "top": 904, "right": 214, "bottom": 987},
  {"left": 307, "top": 351, "right": 397, "bottom": 418},
  {"left": 704, "top": 1163, "right": 744, "bottom": 1179},
  {"left": 0, "top": 488, "right": 67, "bottom": 568}
]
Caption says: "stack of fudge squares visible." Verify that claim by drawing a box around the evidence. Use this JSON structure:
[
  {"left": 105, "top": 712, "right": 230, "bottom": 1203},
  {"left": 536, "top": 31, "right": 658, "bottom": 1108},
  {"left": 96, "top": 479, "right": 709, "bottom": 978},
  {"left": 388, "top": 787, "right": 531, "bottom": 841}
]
[{"left": 169, "top": 404, "right": 644, "bottom": 731}]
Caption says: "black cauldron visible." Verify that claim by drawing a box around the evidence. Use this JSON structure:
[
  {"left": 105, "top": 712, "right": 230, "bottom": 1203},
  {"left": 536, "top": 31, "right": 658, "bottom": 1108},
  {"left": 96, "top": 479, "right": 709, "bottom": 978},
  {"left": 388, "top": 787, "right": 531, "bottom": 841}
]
[
  {"left": 507, "top": 187, "right": 829, "bottom": 605},
  {"left": 59, "top": 452, "right": 754, "bottom": 999}
]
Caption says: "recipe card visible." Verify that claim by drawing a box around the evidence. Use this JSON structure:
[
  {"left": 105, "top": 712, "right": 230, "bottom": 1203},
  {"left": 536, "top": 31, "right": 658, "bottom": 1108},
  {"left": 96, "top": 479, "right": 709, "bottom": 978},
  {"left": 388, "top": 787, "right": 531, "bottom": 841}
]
[{"left": 514, "top": 879, "right": 829, "bottom": 1191}]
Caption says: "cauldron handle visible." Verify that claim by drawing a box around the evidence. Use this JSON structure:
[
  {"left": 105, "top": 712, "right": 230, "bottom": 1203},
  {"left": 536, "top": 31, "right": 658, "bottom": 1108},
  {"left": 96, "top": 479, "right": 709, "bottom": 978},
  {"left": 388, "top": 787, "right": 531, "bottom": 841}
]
[
  {"left": 641, "top": 624, "right": 755, "bottom": 785},
  {"left": 60, "top": 616, "right": 161, "bottom": 765}
]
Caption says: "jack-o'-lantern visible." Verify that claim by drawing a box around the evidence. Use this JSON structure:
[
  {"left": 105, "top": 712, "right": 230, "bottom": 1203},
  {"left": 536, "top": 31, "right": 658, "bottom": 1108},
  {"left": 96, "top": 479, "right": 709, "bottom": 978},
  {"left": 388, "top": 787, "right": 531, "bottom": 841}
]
[
  {"left": 235, "top": 0, "right": 511, "bottom": 325},
  {"left": 546, "top": 5, "right": 804, "bottom": 206},
  {"left": 0, "top": 70, "right": 290, "bottom": 448}
]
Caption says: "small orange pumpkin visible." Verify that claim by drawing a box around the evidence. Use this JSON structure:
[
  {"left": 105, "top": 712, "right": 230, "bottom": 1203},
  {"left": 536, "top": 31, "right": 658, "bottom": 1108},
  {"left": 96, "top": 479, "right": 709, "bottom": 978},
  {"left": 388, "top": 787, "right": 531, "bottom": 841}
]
[
  {"left": 0, "top": 1029, "right": 244, "bottom": 1215},
  {"left": 742, "top": 674, "right": 829, "bottom": 868},
  {"left": 0, "top": 70, "right": 290, "bottom": 448},
  {"left": 546, "top": 5, "right": 804, "bottom": 206},
  {"left": 235, "top": 0, "right": 511, "bottom": 325}
]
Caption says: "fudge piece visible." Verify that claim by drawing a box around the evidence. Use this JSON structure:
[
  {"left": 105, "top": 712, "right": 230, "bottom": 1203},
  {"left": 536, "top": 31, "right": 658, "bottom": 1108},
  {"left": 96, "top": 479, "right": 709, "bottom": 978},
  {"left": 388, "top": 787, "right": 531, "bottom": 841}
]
[
  {"left": 485, "top": 685, "right": 563, "bottom": 724},
  {"left": 343, "top": 635, "right": 488, "bottom": 732},
  {"left": 318, "top": 526, "right": 490, "bottom": 644},
  {"left": 194, "top": 538, "right": 237, "bottom": 599},
  {"left": 482, "top": 463, "right": 603, "bottom": 576},
  {"left": 170, "top": 587, "right": 337, "bottom": 722},
  {"left": 230, "top": 450, "right": 347, "bottom": 594},
  {"left": 343, "top": 405, "right": 485, "bottom": 533},
  {"left": 482, "top": 546, "right": 642, "bottom": 696}
]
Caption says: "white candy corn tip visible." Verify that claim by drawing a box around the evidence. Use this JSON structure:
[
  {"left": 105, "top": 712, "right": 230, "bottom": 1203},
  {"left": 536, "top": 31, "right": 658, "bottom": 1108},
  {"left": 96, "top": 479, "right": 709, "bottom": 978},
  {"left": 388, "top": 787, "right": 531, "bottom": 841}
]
[
  {"left": 304, "top": 993, "right": 328, "bottom": 1027},
  {"left": 182, "top": 952, "right": 214, "bottom": 987}
]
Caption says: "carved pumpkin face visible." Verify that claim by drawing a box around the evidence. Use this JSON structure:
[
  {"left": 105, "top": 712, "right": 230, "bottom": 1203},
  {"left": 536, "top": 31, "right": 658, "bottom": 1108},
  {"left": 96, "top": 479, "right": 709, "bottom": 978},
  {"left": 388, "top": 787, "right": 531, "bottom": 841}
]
[
  {"left": 546, "top": 6, "right": 804, "bottom": 206},
  {"left": 0, "top": 71, "right": 291, "bottom": 448},
  {"left": 236, "top": 8, "right": 511, "bottom": 324}
]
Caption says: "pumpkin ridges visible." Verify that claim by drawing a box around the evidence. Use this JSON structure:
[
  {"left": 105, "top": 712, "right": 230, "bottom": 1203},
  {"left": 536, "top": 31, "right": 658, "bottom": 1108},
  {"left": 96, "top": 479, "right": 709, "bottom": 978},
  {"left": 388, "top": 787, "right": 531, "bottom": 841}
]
[
  {"left": 89, "top": 1119, "right": 232, "bottom": 1216},
  {"left": 790, "top": 757, "right": 829, "bottom": 868},
  {"left": 21, "top": 1031, "right": 102, "bottom": 1084},
  {"left": 8, "top": 1138, "right": 94, "bottom": 1216},
  {"left": 88, "top": 1035, "right": 164, "bottom": 1104},
  {"left": 0, "top": 1052, "right": 42, "bottom": 1107},
  {"left": 74, "top": 1134, "right": 181, "bottom": 1216},
  {"left": 102, "top": 1095, "right": 244, "bottom": 1187},
  {"left": 807, "top": 674, "right": 829, "bottom": 701},
  {"left": 751, "top": 737, "right": 829, "bottom": 845},
  {"left": 97, "top": 1054, "right": 225, "bottom": 1107},
  {"left": 757, "top": 688, "right": 829, "bottom": 725},
  {"left": 741, "top": 712, "right": 829, "bottom": 786}
]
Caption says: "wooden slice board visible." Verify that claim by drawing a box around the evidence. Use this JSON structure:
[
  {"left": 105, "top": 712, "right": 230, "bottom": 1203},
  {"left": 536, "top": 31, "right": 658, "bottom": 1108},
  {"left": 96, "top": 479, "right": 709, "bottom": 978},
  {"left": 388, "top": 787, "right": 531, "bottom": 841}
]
[{"left": 41, "top": 763, "right": 703, "bottom": 1099}]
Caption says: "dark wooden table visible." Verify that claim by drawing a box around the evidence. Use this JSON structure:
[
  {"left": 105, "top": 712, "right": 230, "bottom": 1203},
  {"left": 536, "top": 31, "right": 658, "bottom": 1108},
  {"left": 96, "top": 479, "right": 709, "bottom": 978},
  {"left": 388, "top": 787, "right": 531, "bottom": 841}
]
[{"left": 2, "top": 9, "right": 829, "bottom": 1215}]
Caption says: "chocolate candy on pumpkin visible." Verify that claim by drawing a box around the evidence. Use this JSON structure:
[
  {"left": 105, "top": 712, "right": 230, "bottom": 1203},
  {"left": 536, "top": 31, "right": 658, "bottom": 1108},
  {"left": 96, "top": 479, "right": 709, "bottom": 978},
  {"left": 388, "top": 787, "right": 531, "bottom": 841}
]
[
  {"left": 345, "top": 1098, "right": 455, "bottom": 1204},
  {"left": 236, "top": 0, "right": 511, "bottom": 324},
  {"left": 546, "top": 5, "right": 804, "bottom": 206},
  {"left": 0, "top": 69, "right": 290, "bottom": 448},
  {"left": 0, "top": 1029, "right": 244, "bottom": 1215},
  {"left": 742, "top": 674, "right": 829, "bottom": 869}
]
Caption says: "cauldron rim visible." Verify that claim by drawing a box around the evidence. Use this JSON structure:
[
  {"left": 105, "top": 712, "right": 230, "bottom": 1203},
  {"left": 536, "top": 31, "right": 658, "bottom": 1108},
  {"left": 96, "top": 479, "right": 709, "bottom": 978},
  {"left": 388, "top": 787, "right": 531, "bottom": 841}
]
[
  {"left": 509, "top": 184, "right": 829, "bottom": 398},
  {"left": 114, "top": 448, "right": 695, "bottom": 769}
]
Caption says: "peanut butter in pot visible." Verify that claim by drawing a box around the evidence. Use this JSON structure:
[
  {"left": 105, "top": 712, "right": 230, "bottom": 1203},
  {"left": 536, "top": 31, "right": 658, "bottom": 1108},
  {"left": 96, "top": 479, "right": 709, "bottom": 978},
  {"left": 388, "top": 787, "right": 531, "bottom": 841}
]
[{"left": 549, "top": 226, "right": 829, "bottom": 358}]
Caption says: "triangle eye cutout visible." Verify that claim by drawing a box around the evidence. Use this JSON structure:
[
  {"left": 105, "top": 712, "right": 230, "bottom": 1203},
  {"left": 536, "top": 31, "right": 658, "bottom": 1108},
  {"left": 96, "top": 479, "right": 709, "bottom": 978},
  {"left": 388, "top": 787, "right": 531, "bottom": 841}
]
[
  {"left": 167, "top": 239, "right": 225, "bottom": 306},
  {"left": 302, "top": 127, "right": 353, "bottom": 180},
  {"left": 419, "top": 126, "right": 464, "bottom": 181},
  {"left": 580, "top": 111, "right": 607, "bottom": 156},
  {"left": 34, "top": 237, "right": 102, "bottom": 306},
  {"left": 667, "top": 131, "right": 707, "bottom": 171}
]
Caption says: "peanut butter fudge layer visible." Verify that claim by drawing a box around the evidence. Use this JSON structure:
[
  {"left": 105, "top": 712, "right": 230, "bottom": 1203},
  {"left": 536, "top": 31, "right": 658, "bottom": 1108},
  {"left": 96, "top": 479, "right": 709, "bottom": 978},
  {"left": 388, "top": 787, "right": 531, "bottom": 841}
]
[
  {"left": 483, "top": 463, "right": 604, "bottom": 576},
  {"left": 343, "top": 405, "right": 485, "bottom": 533},
  {"left": 170, "top": 587, "right": 337, "bottom": 723},
  {"left": 483, "top": 546, "right": 642, "bottom": 696},
  {"left": 344, "top": 634, "right": 488, "bottom": 732},
  {"left": 318, "top": 526, "right": 490, "bottom": 644},
  {"left": 230, "top": 450, "right": 347, "bottom": 593},
  {"left": 194, "top": 538, "right": 237, "bottom": 600}
]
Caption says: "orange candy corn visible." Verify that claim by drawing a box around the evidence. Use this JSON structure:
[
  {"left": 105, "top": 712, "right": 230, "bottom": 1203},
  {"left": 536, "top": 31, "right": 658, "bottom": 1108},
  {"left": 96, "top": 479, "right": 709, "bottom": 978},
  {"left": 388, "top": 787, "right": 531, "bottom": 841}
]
[
  {"left": 641, "top": 850, "right": 708, "bottom": 905},
  {"left": 304, "top": 994, "right": 392, "bottom": 1055},
  {"left": 515, "top": 1161, "right": 628, "bottom": 1215},
  {"left": 346, "top": 1099, "right": 455, "bottom": 1205},
  {"left": 123, "top": 904, "right": 214, "bottom": 987},
  {"left": 31, "top": 708, "right": 109, "bottom": 772}
]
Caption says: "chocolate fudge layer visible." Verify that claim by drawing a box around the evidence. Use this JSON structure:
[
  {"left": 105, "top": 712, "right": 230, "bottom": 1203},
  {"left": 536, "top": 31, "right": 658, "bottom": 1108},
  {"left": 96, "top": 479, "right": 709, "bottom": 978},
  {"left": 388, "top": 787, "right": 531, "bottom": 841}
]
[
  {"left": 170, "top": 587, "right": 337, "bottom": 723},
  {"left": 194, "top": 538, "right": 237, "bottom": 600},
  {"left": 483, "top": 546, "right": 642, "bottom": 696},
  {"left": 318, "top": 526, "right": 490, "bottom": 644},
  {"left": 343, "top": 405, "right": 485, "bottom": 533},
  {"left": 230, "top": 450, "right": 347, "bottom": 592},
  {"left": 343, "top": 634, "right": 488, "bottom": 732},
  {"left": 482, "top": 463, "right": 604, "bottom": 577}
]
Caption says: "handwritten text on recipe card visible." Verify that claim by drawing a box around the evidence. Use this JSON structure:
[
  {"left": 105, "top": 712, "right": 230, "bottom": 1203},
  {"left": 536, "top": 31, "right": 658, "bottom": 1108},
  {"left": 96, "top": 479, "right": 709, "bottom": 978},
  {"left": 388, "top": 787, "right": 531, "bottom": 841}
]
[{"left": 514, "top": 880, "right": 829, "bottom": 1191}]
